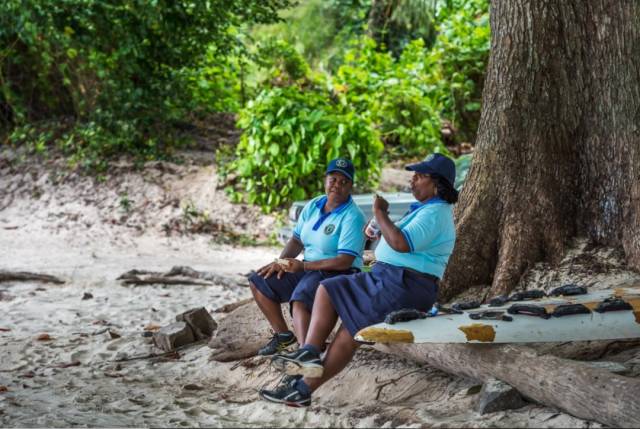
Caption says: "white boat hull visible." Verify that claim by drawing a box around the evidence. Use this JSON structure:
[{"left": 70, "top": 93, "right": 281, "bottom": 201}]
[{"left": 355, "top": 286, "right": 640, "bottom": 344}]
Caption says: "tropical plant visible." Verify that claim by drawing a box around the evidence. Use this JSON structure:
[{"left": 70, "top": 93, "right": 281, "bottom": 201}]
[{"left": 0, "top": 0, "right": 292, "bottom": 167}]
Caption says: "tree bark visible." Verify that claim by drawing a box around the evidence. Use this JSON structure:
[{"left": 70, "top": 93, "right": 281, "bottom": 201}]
[
  {"left": 377, "top": 343, "right": 640, "bottom": 427},
  {"left": 442, "top": 0, "right": 640, "bottom": 300}
]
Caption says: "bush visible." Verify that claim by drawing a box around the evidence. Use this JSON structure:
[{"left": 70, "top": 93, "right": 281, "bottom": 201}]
[
  {"left": 335, "top": 37, "right": 446, "bottom": 158},
  {"left": 226, "top": 79, "right": 383, "bottom": 212},
  {"left": 0, "top": 0, "right": 292, "bottom": 167}
]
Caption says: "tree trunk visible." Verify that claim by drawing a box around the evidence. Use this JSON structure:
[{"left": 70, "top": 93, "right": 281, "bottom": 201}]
[
  {"left": 377, "top": 343, "right": 640, "bottom": 428},
  {"left": 442, "top": 1, "right": 640, "bottom": 300}
]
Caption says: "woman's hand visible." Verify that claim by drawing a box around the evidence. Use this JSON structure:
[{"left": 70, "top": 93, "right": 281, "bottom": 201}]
[
  {"left": 282, "top": 258, "right": 305, "bottom": 273},
  {"left": 257, "top": 261, "right": 285, "bottom": 279},
  {"left": 373, "top": 193, "right": 389, "bottom": 214}
]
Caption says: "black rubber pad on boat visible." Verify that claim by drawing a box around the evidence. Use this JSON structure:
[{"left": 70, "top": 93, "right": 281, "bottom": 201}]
[
  {"left": 507, "top": 304, "right": 550, "bottom": 319},
  {"left": 594, "top": 297, "right": 633, "bottom": 313},
  {"left": 551, "top": 303, "right": 591, "bottom": 317},
  {"left": 549, "top": 284, "right": 588, "bottom": 297}
]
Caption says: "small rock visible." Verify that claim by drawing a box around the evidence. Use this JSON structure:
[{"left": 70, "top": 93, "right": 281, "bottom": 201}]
[
  {"left": 141, "top": 331, "right": 153, "bottom": 338},
  {"left": 0, "top": 386, "right": 7, "bottom": 393},
  {"left": 477, "top": 378, "right": 527, "bottom": 415},
  {"left": 108, "top": 329, "right": 121, "bottom": 339},
  {"left": 182, "top": 383, "right": 203, "bottom": 391},
  {"left": 82, "top": 292, "right": 93, "bottom": 300},
  {"left": 55, "top": 361, "right": 81, "bottom": 369},
  {"left": 153, "top": 322, "right": 195, "bottom": 352},
  {"left": 176, "top": 307, "right": 218, "bottom": 340},
  {"left": 36, "top": 333, "right": 52, "bottom": 341}
]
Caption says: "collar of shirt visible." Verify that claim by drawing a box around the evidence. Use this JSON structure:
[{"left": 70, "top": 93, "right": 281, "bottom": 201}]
[
  {"left": 312, "top": 195, "right": 352, "bottom": 231},
  {"left": 407, "top": 195, "right": 445, "bottom": 215}
]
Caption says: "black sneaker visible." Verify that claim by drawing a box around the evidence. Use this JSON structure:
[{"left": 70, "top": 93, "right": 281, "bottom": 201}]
[
  {"left": 259, "top": 377, "right": 311, "bottom": 407},
  {"left": 271, "top": 347, "right": 323, "bottom": 378},
  {"left": 257, "top": 332, "right": 297, "bottom": 356}
]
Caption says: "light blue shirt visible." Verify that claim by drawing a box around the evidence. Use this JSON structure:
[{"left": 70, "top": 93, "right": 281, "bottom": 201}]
[
  {"left": 374, "top": 196, "right": 456, "bottom": 278},
  {"left": 293, "top": 195, "right": 366, "bottom": 269}
]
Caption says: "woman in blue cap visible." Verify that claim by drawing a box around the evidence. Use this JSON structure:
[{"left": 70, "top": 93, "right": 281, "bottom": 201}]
[
  {"left": 249, "top": 158, "right": 366, "bottom": 358},
  {"left": 261, "top": 153, "right": 459, "bottom": 407}
]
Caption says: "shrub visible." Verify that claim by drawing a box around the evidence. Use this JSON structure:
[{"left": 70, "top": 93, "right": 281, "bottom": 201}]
[
  {"left": 0, "top": 0, "right": 293, "bottom": 167},
  {"left": 227, "top": 82, "right": 382, "bottom": 212}
]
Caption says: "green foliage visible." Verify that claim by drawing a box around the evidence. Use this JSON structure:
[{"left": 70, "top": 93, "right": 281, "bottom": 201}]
[
  {"left": 335, "top": 37, "right": 445, "bottom": 158},
  {"left": 226, "top": 0, "right": 489, "bottom": 211},
  {"left": 336, "top": 0, "right": 489, "bottom": 152},
  {"left": 255, "top": 38, "right": 312, "bottom": 84},
  {"left": 428, "top": 0, "right": 490, "bottom": 141},
  {"left": 226, "top": 52, "right": 383, "bottom": 212},
  {"left": 368, "top": 0, "right": 440, "bottom": 57},
  {"left": 0, "top": 0, "right": 292, "bottom": 167},
  {"left": 187, "top": 46, "right": 249, "bottom": 114},
  {"left": 251, "top": 0, "right": 371, "bottom": 71}
]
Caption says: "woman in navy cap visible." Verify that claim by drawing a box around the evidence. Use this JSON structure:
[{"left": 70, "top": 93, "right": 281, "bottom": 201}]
[
  {"left": 261, "top": 153, "right": 458, "bottom": 407},
  {"left": 249, "top": 158, "right": 366, "bottom": 359}
]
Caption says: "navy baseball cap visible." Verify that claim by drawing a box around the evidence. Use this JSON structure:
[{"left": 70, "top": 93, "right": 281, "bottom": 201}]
[
  {"left": 326, "top": 158, "right": 355, "bottom": 181},
  {"left": 405, "top": 153, "right": 456, "bottom": 187}
]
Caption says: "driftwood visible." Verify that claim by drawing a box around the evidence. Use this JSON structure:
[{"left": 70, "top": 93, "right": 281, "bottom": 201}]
[
  {"left": 376, "top": 343, "right": 640, "bottom": 427},
  {"left": 208, "top": 300, "right": 292, "bottom": 362},
  {"left": 208, "top": 300, "right": 338, "bottom": 362},
  {"left": 117, "top": 266, "right": 245, "bottom": 287},
  {"left": 0, "top": 270, "right": 65, "bottom": 284}
]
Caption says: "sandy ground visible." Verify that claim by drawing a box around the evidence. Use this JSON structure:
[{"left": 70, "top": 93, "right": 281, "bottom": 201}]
[{"left": 0, "top": 152, "right": 637, "bottom": 427}]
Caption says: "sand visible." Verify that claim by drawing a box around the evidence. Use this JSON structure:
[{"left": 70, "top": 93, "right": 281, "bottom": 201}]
[{"left": 0, "top": 152, "right": 635, "bottom": 427}]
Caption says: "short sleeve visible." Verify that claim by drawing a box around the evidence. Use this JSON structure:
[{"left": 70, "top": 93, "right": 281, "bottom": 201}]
[
  {"left": 400, "top": 207, "right": 440, "bottom": 252},
  {"left": 337, "top": 212, "right": 366, "bottom": 257},
  {"left": 292, "top": 198, "right": 316, "bottom": 240}
]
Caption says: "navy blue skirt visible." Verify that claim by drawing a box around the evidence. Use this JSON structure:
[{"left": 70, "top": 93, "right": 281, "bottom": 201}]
[
  {"left": 321, "top": 262, "right": 439, "bottom": 336},
  {"left": 249, "top": 269, "right": 358, "bottom": 312}
]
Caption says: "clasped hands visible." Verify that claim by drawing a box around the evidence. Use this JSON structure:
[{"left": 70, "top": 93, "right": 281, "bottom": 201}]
[{"left": 257, "top": 258, "right": 305, "bottom": 279}]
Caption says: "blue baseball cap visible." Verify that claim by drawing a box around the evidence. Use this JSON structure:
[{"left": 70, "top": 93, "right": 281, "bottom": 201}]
[
  {"left": 405, "top": 153, "right": 456, "bottom": 187},
  {"left": 326, "top": 158, "right": 355, "bottom": 181}
]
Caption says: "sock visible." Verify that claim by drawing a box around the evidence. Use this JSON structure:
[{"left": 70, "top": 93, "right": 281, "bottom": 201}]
[
  {"left": 277, "top": 331, "right": 294, "bottom": 340},
  {"left": 300, "top": 344, "right": 320, "bottom": 356},
  {"left": 295, "top": 379, "right": 312, "bottom": 397}
]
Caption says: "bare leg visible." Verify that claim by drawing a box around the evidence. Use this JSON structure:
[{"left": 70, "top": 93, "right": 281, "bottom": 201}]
[
  {"left": 303, "top": 326, "right": 360, "bottom": 392},
  {"left": 249, "top": 282, "right": 288, "bottom": 333},
  {"left": 304, "top": 284, "right": 339, "bottom": 350},
  {"left": 291, "top": 301, "right": 311, "bottom": 345}
]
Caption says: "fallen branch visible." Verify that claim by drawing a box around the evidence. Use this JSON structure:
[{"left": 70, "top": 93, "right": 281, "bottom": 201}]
[
  {"left": 117, "top": 266, "right": 245, "bottom": 288},
  {"left": 376, "top": 342, "right": 640, "bottom": 428},
  {"left": 112, "top": 339, "right": 208, "bottom": 362},
  {"left": 113, "top": 350, "right": 181, "bottom": 362},
  {"left": 120, "top": 276, "right": 211, "bottom": 286},
  {"left": 0, "top": 270, "right": 64, "bottom": 284}
]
